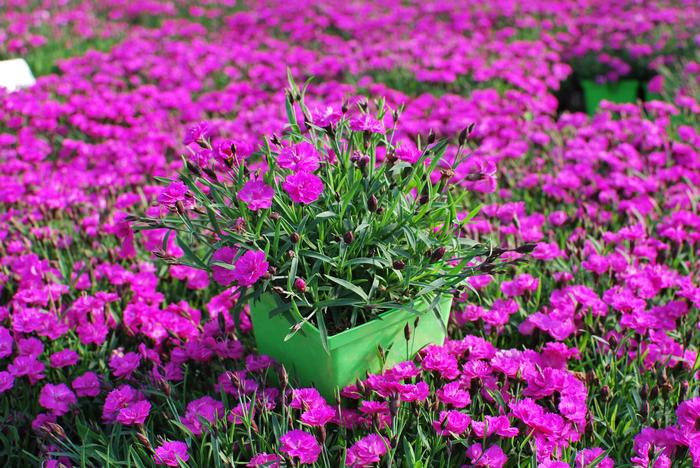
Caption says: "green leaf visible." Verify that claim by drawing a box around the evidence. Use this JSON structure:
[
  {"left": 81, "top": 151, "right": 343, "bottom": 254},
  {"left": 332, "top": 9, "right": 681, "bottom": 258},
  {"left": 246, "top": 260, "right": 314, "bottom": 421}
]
[
  {"left": 325, "top": 275, "right": 369, "bottom": 302},
  {"left": 316, "top": 310, "right": 330, "bottom": 355}
]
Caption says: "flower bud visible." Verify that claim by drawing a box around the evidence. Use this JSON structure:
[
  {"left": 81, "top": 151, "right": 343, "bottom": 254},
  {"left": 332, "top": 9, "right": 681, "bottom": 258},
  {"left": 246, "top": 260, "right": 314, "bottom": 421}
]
[
  {"left": 516, "top": 243, "right": 537, "bottom": 254},
  {"left": 270, "top": 212, "right": 281, "bottom": 221},
  {"left": 427, "top": 129, "right": 436, "bottom": 145},
  {"left": 343, "top": 231, "right": 354, "bottom": 244},
  {"left": 290, "top": 232, "right": 300, "bottom": 243},
  {"left": 430, "top": 247, "right": 446, "bottom": 262},
  {"left": 294, "top": 277, "right": 306, "bottom": 293},
  {"left": 393, "top": 260, "right": 405, "bottom": 270},
  {"left": 367, "top": 194, "right": 378, "bottom": 212},
  {"left": 404, "top": 323, "right": 411, "bottom": 341}
]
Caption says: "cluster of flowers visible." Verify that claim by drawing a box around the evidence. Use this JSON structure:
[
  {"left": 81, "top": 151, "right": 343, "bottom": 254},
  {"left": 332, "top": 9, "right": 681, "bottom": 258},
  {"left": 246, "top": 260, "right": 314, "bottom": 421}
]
[{"left": 0, "top": 0, "right": 698, "bottom": 466}]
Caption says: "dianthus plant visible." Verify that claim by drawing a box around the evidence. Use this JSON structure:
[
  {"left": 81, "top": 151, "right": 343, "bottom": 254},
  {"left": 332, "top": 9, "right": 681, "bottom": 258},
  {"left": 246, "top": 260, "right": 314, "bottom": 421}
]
[{"left": 141, "top": 75, "right": 497, "bottom": 348}]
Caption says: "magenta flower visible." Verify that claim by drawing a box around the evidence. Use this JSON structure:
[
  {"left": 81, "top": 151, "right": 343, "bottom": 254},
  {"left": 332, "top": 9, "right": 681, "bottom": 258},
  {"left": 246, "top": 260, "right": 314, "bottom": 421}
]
[
  {"left": 300, "top": 403, "right": 335, "bottom": 426},
  {"left": 116, "top": 399, "right": 151, "bottom": 426},
  {"left": 72, "top": 372, "right": 101, "bottom": 397},
  {"left": 247, "top": 453, "right": 281, "bottom": 468},
  {"left": 311, "top": 106, "right": 342, "bottom": 127},
  {"left": 49, "top": 349, "right": 79, "bottom": 368},
  {"left": 280, "top": 430, "right": 321, "bottom": 464},
  {"left": 0, "top": 371, "right": 14, "bottom": 394},
  {"left": 158, "top": 181, "right": 194, "bottom": 209},
  {"left": 109, "top": 351, "right": 141, "bottom": 379},
  {"left": 182, "top": 396, "right": 225, "bottom": 436},
  {"left": 238, "top": 179, "right": 274, "bottom": 211},
  {"left": 278, "top": 141, "right": 320, "bottom": 173},
  {"left": 210, "top": 246, "right": 239, "bottom": 286},
  {"left": 466, "top": 443, "right": 507, "bottom": 467},
  {"left": 432, "top": 410, "right": 471, "bottom": 436},
  {"left": 283, "top": 172, "right": 324, "bottom": 204},
  {"left": 154, "top": 441, "right": 189, "bottom": 467},
  {"left": 232, "top": 250, "right": 269, "bottom": 287},
  {"left": 349, "top": 115, "right": 383, "bottom": 133},
  {"left": 183, "top": 122, "right": 209, "bottom": 146},
  {"left": 39, "top": 383, "right": 77, "bottom": 416},
  {"left": 346, "top": 434, "right": 389, "bottom": 468},
  {"left": 103, "top": 385, "right": 140, "bottom": 422}
]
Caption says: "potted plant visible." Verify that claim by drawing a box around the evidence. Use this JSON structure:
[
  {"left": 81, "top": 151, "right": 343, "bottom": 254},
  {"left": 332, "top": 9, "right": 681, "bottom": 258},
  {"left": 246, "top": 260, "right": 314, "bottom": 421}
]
[
  {"left": 571, "top": 52, "right": 641, "bottom": 116},
  {"left": 139, "top": 76, "right": 505, "bottom": 400}
]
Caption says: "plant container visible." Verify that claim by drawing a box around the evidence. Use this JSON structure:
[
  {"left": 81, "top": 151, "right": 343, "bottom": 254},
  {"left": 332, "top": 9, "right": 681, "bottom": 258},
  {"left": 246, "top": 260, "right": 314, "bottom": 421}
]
[
  {"left": 581, "top": 79, "right": 639, "bottom": 115},
  {"left": 250, "top": 293, "right": 453, "bottom": 400}
]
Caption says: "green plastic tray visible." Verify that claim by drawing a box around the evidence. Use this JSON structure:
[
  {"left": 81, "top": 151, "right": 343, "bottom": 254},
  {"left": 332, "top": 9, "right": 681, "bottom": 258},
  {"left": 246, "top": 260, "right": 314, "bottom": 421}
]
[
  {"left": 581, "top": 79, "right": 639, "bottom": 115},
  {"left": 250, "top": 293, "right": 453, "bottom": 400}
]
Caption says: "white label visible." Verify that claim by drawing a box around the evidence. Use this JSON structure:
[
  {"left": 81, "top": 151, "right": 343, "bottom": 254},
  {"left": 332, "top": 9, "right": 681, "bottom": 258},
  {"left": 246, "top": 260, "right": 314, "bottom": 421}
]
[{"left": 0, "top": 59, "right": 36, "bottom": 92}]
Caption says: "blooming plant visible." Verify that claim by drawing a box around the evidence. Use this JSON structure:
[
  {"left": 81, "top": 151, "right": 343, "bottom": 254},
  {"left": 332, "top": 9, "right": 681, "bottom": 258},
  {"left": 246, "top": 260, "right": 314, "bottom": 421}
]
[{"left": 142, "top": 74, "right": 505, "bottom": 346}]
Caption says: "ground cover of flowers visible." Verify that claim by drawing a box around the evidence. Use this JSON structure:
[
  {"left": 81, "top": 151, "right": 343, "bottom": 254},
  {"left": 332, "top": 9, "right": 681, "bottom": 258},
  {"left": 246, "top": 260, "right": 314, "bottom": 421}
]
[{"left": 1, "top": 0, "right": 700, "bottom": 466}]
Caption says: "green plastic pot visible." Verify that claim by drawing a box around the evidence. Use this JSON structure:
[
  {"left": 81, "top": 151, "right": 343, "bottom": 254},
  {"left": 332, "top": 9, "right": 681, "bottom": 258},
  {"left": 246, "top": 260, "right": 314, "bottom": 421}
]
[
  {"left": 250, "top": 293, "right": 453, "bottom": 400},
  {"left": 580, "top": 79, "right": 639, "bottom": 116}
]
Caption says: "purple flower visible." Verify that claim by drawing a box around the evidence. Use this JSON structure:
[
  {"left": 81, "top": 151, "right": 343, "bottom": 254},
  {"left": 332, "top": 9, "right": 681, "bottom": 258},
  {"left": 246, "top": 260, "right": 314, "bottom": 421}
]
[
  {"left": 49, "top": 349, "right": 79, "bottom": 368},
  {"left": 157, "top": 181, "right": 194, "bottom": 209},
  {"left": 311, "top": 106, "right": 341, "bottom": 127},
  {"left": 466, "top": 443, "right": 507, "bottom": 467},
  {"left": 116, "top": 399, "right": 151, "bottom": 426},
  {"left": 182, "top": 396, "right": 225, "bottom": 436},
  {"left": 183, "top": 122, "right": 209, "bottom": 146},
  {"left": 109, "top": 351, "right": 141, "bottom": 379},
  {"left": 346, "top": 434, "right": 389, "bottom": 468},
  {"left": 349, "top": 115, "right": 383, "bottom": 133},
  {"left": 0, "top": 371, "right": 14, "bottom": 394},
  {"left": 210, "top": 246, "right": 238, "bottom": 286},
  {"left": 432, "top": 410, "right": 471, "bottom": 436},
  {"left": 247, "top": 453, "right": 281, "bottom": 467},
  {"left": 238, "top": 178, "right": 274, "bottom": 211},
  {"left": 39, "top": 383, "right": 77, "bottom": 416},
  {"left": 232, "top": 250, "right": 269, "bottom": 287},
  {"left": 279, "top": 430, "right": 321, "bottom": 464},
  {"left": 283, "top": 172, "right": 324, "bottom": 204},
  {"left": 154, "top": 441, "right": 189, "bottom": 467},
  {"left": 72, "top": 372, "right": 101, "bottom": 397},
  {"left": 277, "top": 141, "right": 320, "bottom": 173}
]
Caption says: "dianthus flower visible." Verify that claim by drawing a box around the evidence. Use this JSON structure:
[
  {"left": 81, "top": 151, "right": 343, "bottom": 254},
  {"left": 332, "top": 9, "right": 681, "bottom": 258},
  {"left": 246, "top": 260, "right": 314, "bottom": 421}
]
[
  {"left": 154, "top": 441, "right": 189, "bottom": 467},
  {"left": 238, "top": 178, "right": 274, "bottom": 211},
  {"left": 231, "top": 250, "right": 268, "bottom": 287},
  {"left": 38, "top": 383, "right": 77, "bottom": 416},
  {"left": 346, "top": 434, "right": 389, "bottom": 468},
  {"left": 278, "top": 141, "right": 320, "bottom": 173},
  {"left": 279, "top": 430, "right": 321, "bottom": 464},
  {"left": 283, "top": 172, "right": 324, "bottom": 204}
]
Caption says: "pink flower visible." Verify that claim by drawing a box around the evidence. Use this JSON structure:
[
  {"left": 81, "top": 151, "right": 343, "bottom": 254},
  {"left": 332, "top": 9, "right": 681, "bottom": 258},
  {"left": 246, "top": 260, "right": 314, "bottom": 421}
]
[
  {"left": 436, "top": 381, "right": 471, "bottom": 408},
  {"left": 117, "top": 399, "right": 151, "bottom": 426},
  {"left": 154, "top": 441, "right": 189, "bottom": 467},
  {"left": 300, "top": 403, "right": 335, "bottom": 426},
  {"left": 312, "top": 106, "right": 341, "bottom": 127},
  {"left": 0, "top": 371, "right": 14, "bottom": 393},
  {"left": 103, "top": 385, "right": 140, "bottom": 422},
  {"left": 109, "top": 351, "right": 141, "bottom": 379},
  {"left": 158, "top": 181, "right": 193, "bottom": 209},
  {"left": 283, "top": 172, "right": 324, "bottom": 204},
  {"left": 49, "top": 349, "right": 79, "bottom": 368},
  {"left": 0, "top": 326, "right": 13, "bottom": 358},
  {"left": 72, "top": 372, "right": 101, "bottom": 397},
  {"left": 346, "top": 434, "right": 389, "bottom": 468},
  {"left": 247, "top": 453, "right": 281, "bottom": 468},
  {"left": 279, "top": 430, "right": 321, "bottom": 464},
  {"left": 8, "top": 355, "right": 45, "bottom": 383},
  {"left": 238, "top": 179, "right": 274, "bottom": 211},
  {"left": 466, "top": 443, "right": 507, "bottom": 467},
  {"left": 210, "top": 246, "right": 239, "bottom": 286},
  {"left": 232, "top": 250, "right": 269, "bottom": 287},
  {"left": 676, "top": 397, "right": 700, "bottom": 433},
  {"left": 278, "top": 141, "right": 320, "bottom": 173},
  {"left": 39, "top": 383, "right": 77, "bottom": 416},
  {"left": 183, "top": 122, "right": 209, "bottom": 146},
  {"left": 432, "top": 410, "right": 471, "bottom": 436},
  {"left": 182, "top": 396, "right": 225, "bottom": 436},
  {"left": 349, "top": 115, "right": 383, "bottom": 133}
]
